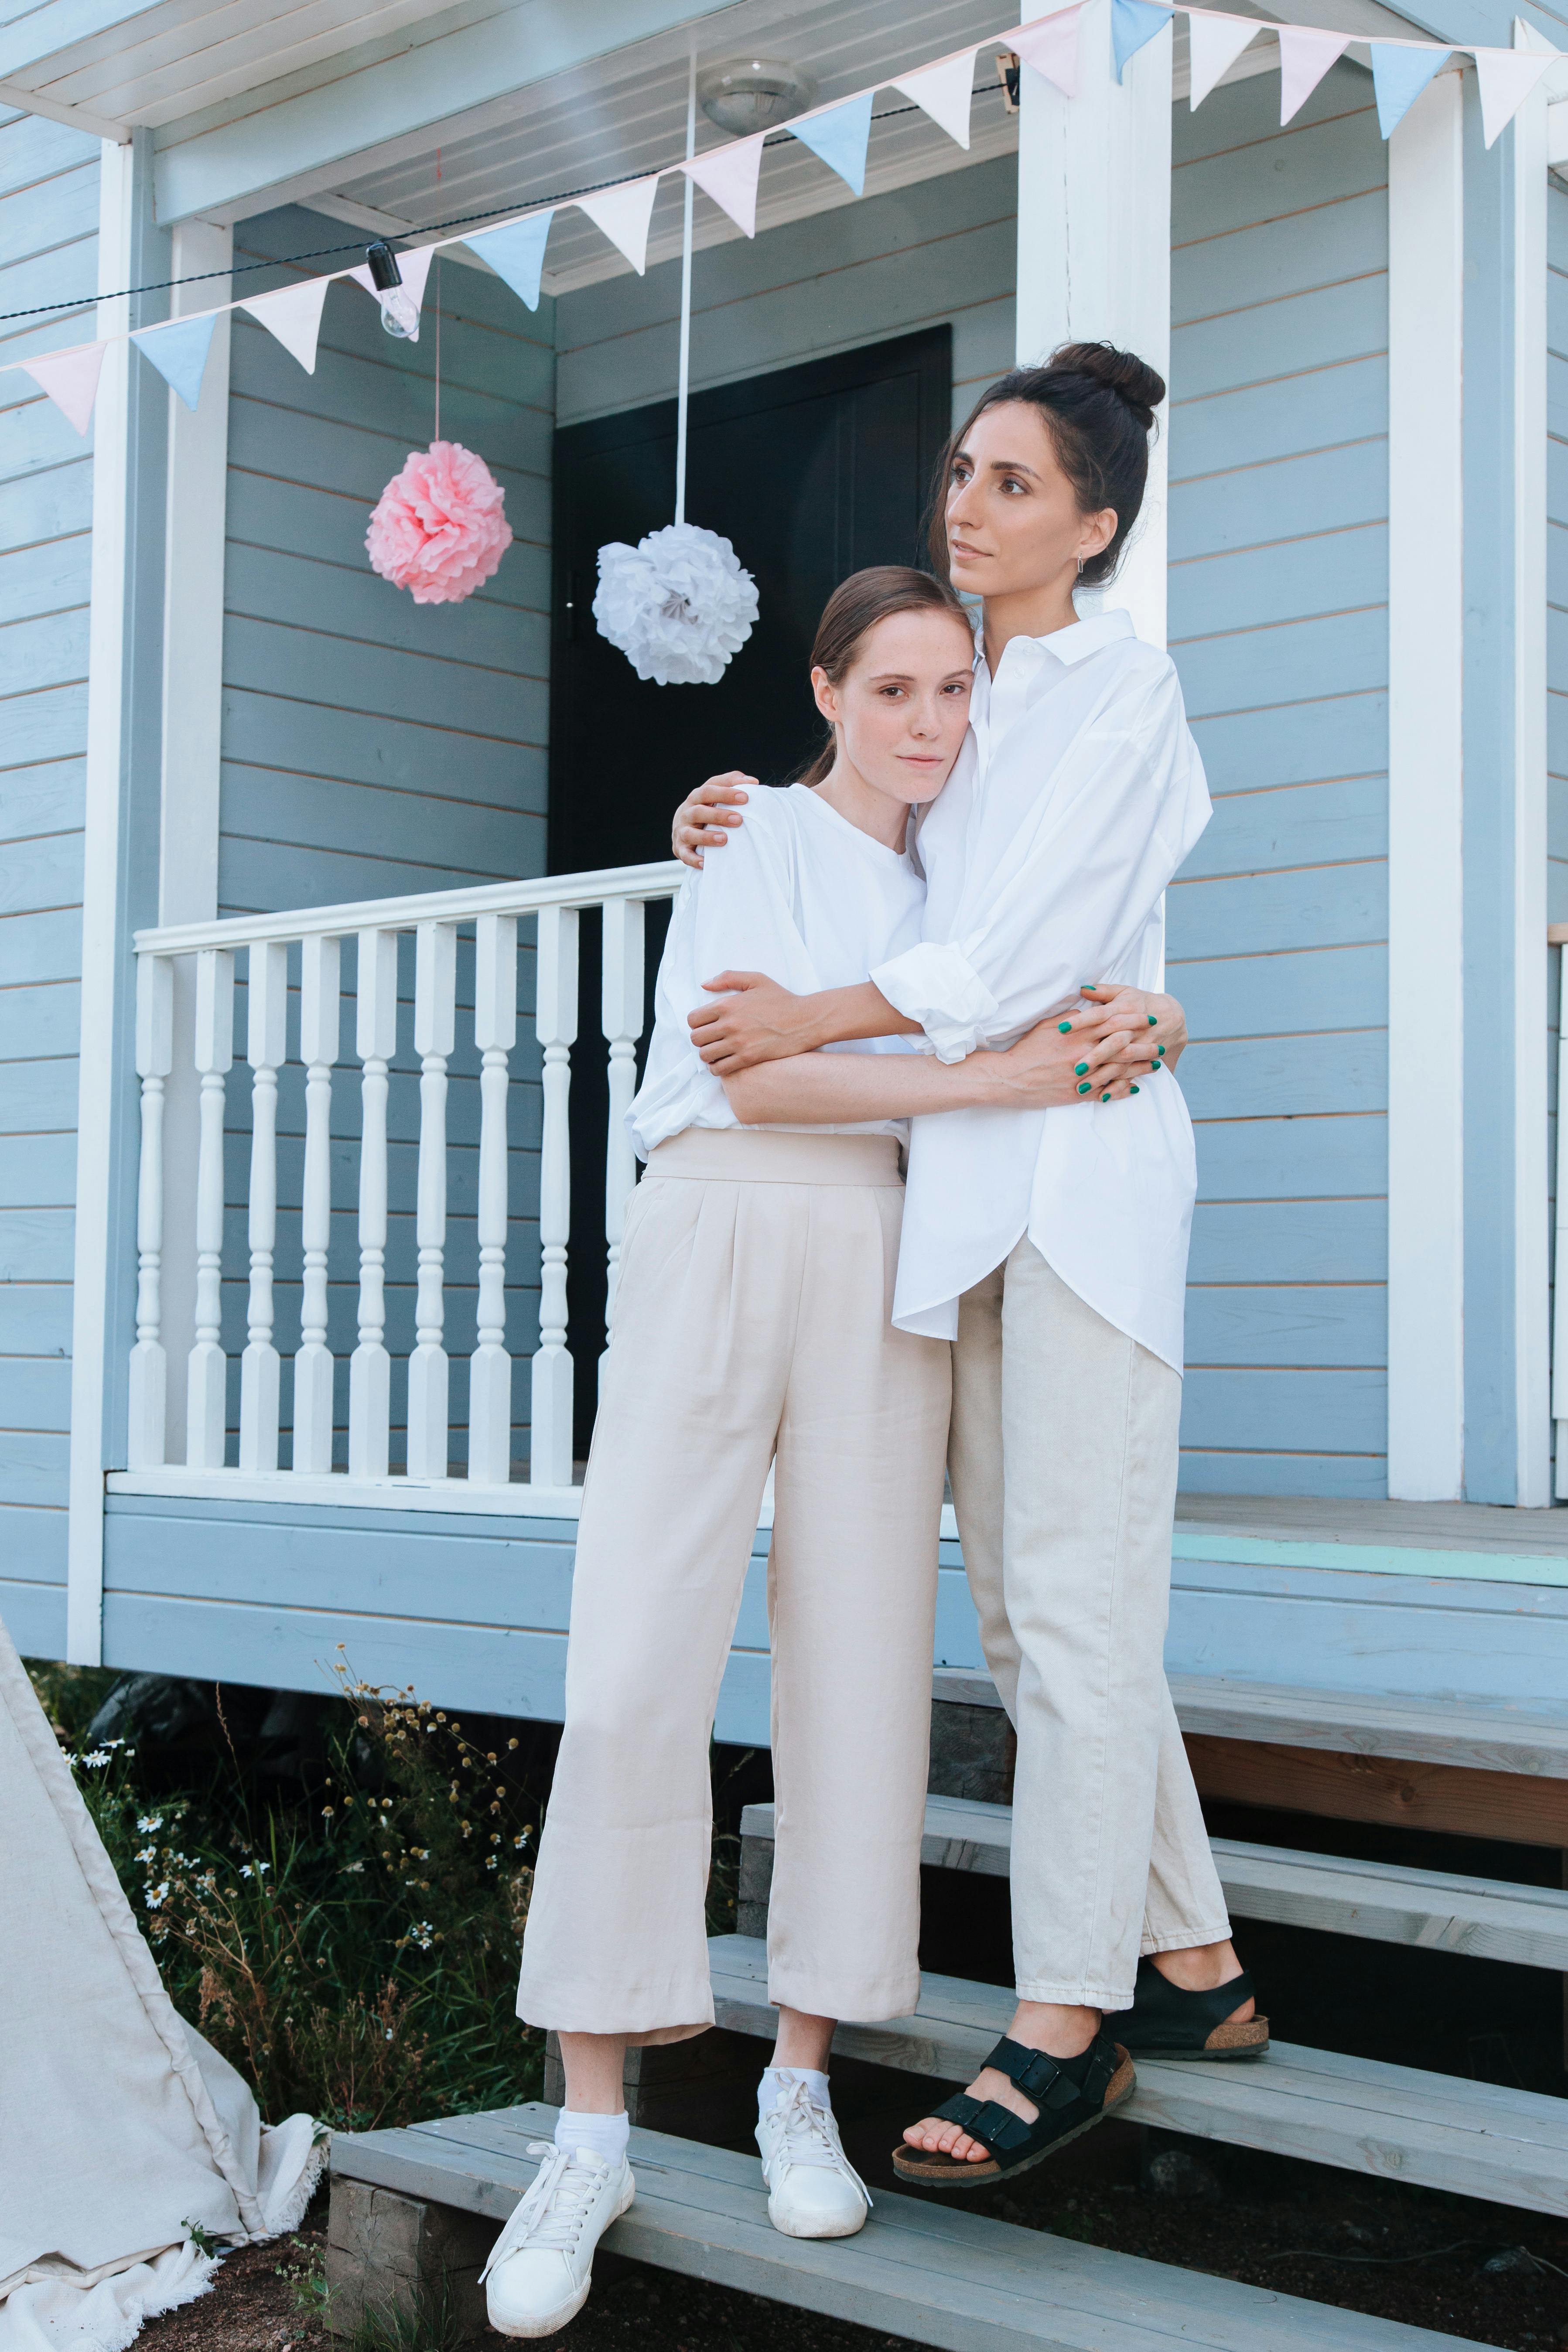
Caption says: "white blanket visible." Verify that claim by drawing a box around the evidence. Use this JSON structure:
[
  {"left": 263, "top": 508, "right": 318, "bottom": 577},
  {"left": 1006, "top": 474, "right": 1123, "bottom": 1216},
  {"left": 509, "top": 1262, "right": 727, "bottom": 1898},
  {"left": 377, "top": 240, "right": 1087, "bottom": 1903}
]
[{"left": 0, "top": 1618, "right": 323, "bottom": 2352}]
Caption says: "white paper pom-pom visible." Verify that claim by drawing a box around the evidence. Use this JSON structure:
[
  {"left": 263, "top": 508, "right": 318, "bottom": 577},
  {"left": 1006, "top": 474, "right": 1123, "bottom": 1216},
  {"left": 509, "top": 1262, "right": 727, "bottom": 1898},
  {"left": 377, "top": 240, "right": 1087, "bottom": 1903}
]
[{"left": 593, "top": 522, "right": 759, "bottom": 686}]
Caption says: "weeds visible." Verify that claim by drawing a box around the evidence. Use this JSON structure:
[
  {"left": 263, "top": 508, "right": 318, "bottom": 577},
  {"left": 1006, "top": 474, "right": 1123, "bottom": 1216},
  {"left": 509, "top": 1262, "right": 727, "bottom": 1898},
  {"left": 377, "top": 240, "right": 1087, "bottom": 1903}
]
[{"left": 34, "top": 1657, "right": 547, "bottom": 2133}]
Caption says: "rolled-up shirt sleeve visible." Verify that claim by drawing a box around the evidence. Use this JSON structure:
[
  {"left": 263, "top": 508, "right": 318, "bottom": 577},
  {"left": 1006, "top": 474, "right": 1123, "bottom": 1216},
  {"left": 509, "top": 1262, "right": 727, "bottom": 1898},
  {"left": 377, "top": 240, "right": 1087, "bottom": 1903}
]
[
  {"left": 873, "top": 664, "right": 1211, "bottom": 1055},
  {"left": 871, "top": 942, "right": 1000, "bottom": 1064}
]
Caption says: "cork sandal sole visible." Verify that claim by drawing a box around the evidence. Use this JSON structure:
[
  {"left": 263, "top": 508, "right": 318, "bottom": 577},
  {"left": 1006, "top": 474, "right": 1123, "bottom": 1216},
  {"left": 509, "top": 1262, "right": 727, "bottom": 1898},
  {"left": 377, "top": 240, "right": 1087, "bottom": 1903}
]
[
  {"left": 1132, "top": 2014, "right": 1270, "bottom": 2062},
  {"left": 890, "top": 2050, "right": 1136, "bottom": 2189}
]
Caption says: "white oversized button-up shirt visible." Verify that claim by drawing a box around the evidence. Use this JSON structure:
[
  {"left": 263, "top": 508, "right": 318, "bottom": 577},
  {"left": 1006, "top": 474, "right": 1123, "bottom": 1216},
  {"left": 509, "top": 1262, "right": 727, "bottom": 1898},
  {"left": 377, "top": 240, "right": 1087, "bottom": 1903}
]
[
  {"left": 630, "top": 780, "right": 927, "bottom": 1158},
  {"left": 871, "top": 610, "right": 1212, "bottom": 1371}
]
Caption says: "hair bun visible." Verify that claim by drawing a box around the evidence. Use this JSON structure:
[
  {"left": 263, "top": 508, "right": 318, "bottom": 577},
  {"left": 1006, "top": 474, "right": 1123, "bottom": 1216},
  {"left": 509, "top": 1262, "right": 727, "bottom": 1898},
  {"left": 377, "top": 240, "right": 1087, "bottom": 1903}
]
[{"left": 1049, "top": 341, "right": 1164, "bottom": 430}]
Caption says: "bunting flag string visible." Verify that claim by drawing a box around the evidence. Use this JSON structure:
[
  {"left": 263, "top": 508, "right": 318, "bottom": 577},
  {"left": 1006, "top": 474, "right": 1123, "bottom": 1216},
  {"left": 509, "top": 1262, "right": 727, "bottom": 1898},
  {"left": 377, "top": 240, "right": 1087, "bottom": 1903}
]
[{"left": 6, "top": 0, "right": 1562, "bottom": 442}]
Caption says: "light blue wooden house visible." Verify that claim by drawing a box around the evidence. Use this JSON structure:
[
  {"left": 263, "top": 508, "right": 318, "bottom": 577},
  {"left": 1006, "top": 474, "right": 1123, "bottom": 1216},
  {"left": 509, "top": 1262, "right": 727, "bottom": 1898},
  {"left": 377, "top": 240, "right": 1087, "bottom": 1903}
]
[
  {"left": 3, "top": 0, "right": 1568, "bottom": 1756},
  {"left": 11, "top": 0, "right": 1568, "bottom": 2326}
]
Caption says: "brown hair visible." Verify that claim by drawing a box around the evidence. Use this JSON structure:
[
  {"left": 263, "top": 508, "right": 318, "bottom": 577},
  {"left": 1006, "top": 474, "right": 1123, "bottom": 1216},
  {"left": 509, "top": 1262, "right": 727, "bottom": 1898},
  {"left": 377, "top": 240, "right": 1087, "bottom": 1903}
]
[
  {"left": 796, "top": 565, "right": 971, "bottom": 787},
  {"left": 927, "top": 341, "right": 1165, "bottom": 589}
]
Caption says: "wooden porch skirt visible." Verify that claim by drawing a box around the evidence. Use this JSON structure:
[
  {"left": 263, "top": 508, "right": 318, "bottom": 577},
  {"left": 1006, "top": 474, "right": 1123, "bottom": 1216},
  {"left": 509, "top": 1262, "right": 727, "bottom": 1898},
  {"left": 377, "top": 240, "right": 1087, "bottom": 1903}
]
[{"left": 1188, "top": 1736, "right": 1568, "bottom": 1848}]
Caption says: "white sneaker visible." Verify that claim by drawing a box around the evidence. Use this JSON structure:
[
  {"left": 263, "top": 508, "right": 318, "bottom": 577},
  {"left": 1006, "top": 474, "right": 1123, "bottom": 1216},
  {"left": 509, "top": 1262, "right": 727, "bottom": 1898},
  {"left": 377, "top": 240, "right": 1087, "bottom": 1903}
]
[
  {"left": 755, "top": 2079, "right": 871, "bottom": 2240},
  {"left": 481, "top": 2141, "right": 634, "bottom": 2338}
]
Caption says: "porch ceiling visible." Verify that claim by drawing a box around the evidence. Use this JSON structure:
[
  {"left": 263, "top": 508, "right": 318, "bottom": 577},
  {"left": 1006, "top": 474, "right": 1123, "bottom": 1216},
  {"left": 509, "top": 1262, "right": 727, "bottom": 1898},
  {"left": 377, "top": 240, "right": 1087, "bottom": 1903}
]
[{"left": 2, "top": 0, "right": 1430, "bottom": 234}]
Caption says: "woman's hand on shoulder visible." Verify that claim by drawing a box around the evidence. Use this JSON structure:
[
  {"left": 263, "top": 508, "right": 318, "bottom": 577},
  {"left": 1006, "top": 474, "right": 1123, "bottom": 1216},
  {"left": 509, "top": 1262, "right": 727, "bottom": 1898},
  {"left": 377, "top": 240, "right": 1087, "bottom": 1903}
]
[{"left": 673, "top": 772, "right": 754, "bottom": 869}]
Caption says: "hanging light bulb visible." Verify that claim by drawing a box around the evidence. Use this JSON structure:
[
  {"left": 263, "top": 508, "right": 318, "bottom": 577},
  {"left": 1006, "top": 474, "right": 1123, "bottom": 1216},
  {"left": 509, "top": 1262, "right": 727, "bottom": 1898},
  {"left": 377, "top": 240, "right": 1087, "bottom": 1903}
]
[{"left": 366, "top": 240, "right": 420, "bottom": 340}]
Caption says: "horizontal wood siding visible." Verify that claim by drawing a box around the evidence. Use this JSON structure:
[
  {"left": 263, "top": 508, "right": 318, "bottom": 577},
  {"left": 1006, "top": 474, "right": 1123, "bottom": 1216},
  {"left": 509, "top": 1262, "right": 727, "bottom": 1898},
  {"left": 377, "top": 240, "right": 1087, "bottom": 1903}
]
[
  {"left": 555, "top": 155, "right": 1016, "bottom": 434},
  {"left": 0, "top": 108, "right": 97, "bottom": 1656},
  {"left": 1168, "top": 64, "right": 1389, "bottom": 1500},
  {"left": 219, "top": 211, "right": 555, "bottom": 1469}
]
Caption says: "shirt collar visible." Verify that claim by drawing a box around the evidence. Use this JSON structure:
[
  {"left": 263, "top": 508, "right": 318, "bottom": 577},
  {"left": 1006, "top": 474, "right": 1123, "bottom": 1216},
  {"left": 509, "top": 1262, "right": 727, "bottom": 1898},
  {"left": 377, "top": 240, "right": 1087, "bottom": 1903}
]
[{"left": 1022, "top": 608, "right": 1138, "bottom": 666}]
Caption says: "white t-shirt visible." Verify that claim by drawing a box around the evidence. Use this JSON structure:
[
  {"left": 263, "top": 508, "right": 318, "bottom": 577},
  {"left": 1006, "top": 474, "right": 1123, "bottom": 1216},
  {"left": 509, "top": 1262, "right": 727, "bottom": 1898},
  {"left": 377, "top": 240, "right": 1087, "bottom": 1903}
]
[
  {"left": 871, "top": 610, "right": 1213, "bottom": 1372},
  {"left": 630, "top": 781, "right": 927, "bottom": 1159}
]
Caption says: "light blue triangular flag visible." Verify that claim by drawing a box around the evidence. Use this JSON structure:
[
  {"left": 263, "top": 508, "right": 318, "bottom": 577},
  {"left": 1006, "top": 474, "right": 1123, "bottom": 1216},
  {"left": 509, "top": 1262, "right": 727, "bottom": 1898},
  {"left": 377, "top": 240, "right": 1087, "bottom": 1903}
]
[
  {"left": 789, "top": 92, "right": 874, "bottom": 196},
  {"left": 1111, "top": 0, "right": 1173, "bottom": 82},
  {"left": 1369, "top": 43, "right": 1451, "bottom": 138},
  {"left": 468, "top": 209, "right": 555, "bottom": 310},
  {"left": 131, "top": 312, "right": 217, "bottom": 413}
]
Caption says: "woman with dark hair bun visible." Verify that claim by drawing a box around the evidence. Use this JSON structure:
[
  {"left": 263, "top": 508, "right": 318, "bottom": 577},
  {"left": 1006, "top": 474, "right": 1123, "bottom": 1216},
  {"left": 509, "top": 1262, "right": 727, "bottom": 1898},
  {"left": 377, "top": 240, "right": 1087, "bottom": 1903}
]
[{"left": 674, "top": 342, "right": 1265, "bottom": 2195}]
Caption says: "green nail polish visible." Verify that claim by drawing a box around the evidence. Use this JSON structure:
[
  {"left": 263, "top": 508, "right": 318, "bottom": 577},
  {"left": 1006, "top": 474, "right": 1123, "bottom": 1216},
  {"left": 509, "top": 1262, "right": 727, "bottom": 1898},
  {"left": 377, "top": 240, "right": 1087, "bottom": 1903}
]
[
  {"left": 1077, "top": 1081, "right": 1091, "bottom": 1094},
  {"left": 1131, "top": 1084, "right": 1140, "bottom": 1094},
  {"left": 1100, "top": 1090, "right": 1111, "bottom": 1103},
  {"left": 1157, "top": 1043, "right": 1166, "bottom": 1056},
  {"left": 1148, "top": 1060, "right": 1161, "bottom": 1072},
  {"left": 1074, "top": 1062, "right": 1089, "bottom": 1075},
  {"left": 1148, "top": 1015, "right": 1157, "bottom": 1027},
  {"left": 1058, "top": 1021, "right": 1073, "bottom": 1033}
]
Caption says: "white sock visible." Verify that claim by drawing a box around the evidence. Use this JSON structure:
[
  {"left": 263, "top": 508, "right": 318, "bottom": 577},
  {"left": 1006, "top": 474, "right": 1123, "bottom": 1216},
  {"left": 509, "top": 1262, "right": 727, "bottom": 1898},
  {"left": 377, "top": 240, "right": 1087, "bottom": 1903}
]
[
  {"left": 555, "top": 2109, "right": 629, "bottom": 2167},
  {"left": 759, "top": 2066, "right": 831, "bottom": 2117}
]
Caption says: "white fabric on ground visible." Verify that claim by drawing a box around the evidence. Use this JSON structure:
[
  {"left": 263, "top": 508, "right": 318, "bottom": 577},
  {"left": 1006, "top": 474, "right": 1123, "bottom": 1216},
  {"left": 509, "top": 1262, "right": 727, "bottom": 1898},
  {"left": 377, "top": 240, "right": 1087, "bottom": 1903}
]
[{"left": 0, "top": 1615, "right": 324, "bottom": 2352}]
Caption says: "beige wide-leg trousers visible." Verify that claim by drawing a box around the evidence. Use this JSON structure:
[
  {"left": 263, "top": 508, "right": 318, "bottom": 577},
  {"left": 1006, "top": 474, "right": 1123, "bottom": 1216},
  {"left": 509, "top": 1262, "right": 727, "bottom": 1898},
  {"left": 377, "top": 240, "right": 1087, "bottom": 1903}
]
[
  {"left": 516, "top": 1128, "right": 952, "bottom": 2041},
  {"left": 948, "top": 1238, "right": 1231, "bottom": 2011}
]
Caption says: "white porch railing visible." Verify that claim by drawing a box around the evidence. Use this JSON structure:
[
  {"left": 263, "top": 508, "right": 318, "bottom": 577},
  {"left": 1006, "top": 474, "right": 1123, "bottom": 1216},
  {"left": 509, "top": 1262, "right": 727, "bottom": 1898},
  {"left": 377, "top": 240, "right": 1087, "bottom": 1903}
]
[{"left": 123, "top": 862, "right": 682, "bottom": 1510}]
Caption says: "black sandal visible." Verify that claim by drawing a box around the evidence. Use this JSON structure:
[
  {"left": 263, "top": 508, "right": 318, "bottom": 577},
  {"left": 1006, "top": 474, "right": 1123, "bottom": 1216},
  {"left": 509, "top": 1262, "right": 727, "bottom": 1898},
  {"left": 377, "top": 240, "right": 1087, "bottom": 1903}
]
[
  {"left": 1114, "top": 1956, "right": 1269, "bottom": 2060},
  {"left": 891, "top": 2028, "right": 1134, "bottom": 2188}
]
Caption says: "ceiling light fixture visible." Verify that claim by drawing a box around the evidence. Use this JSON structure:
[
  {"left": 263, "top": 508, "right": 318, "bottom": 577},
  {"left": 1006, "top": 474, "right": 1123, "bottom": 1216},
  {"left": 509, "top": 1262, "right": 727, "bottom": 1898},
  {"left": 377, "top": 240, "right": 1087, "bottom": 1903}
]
[{"left": 697, "top": 58, "right": 819, "bottom": 136}]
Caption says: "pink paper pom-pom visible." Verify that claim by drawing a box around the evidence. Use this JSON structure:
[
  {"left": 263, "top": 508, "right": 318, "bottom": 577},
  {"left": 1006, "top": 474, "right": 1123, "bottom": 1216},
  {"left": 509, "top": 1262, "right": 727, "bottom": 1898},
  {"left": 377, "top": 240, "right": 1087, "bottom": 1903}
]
[{"left": 366, "top": 439, "right": 513, "bottom": 605}]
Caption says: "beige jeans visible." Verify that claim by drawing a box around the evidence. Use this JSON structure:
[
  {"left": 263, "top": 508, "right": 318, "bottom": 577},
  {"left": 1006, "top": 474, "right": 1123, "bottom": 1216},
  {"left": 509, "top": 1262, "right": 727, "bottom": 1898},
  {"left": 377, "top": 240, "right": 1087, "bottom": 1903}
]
[
  {"left": 516, "top": 1127, "right": 952, "bottom": 2041},
  {"left": 948, "top": 1238, "right": 1231, "bottom": 2010}
]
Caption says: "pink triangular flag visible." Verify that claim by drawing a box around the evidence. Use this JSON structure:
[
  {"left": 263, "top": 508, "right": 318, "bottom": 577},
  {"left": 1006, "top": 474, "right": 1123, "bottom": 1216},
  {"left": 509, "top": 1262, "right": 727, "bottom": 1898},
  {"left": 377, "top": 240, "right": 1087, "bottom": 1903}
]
[
  {"left": 21, "top": 340, "right": 106, "bottom": 437},
  {"left": 1472, "top": 45, "right": 1555, "bottom": 147},
  {"left": 1278, "top": 24, "right": 1349, "bottom": 123},
  {"left": 347, "top": 243, "right": 436, "bottom": 313},
  {"left": 1186, "top": 10, "right": 1261, "bottom": 108},
  {"left": 576, "top": 176, "right": 661, "bottom": 275},
  {"left": 1006, "top": 8, "right": 1084, "bottom": 101},
  {"left": 682, "top": 136, "right": 765, "bottom": 236},
  {"left": 239, "top": 276, "right": 331, "bottom": 374},
  {"left": 892, "top": 47, "right": 979, "bottom": 149}
]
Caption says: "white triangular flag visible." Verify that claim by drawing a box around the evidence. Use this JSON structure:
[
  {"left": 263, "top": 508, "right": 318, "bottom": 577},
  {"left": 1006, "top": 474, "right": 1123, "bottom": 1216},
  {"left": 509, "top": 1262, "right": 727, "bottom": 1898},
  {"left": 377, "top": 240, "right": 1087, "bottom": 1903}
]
[
  {"left": 239, "top": 276, "right": 331, "bottom": 374},
  {"left": 1472, "top": 45, "right": 1555, "bottom": 146},
  {"left": 1005, "top": 10, "right": 1084, "bottom": 101},
  {"left": 20, "top": 340, "right": 106, "bottom": 436},
  {"left": 682, "top": 136, "right": 765, "bottom": 236},
  {"left": 1277, "top": 24, "right": 1349, "bottom": 123},
  {"left": 576, "top": 176, "right": 661, "bottom": 275},
  {"left": 1186, "top": 11, "right": 1261, "bottom": 108},
  {"left": 891, "top": 47, "right": 979, "bottom": 150}
]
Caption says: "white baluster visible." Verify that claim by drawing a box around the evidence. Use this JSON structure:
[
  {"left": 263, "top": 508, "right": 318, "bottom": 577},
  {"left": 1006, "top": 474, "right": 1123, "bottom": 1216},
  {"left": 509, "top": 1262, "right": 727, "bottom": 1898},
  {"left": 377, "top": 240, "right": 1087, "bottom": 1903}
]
[
  {"left": 239, "top": 939, "right": 289, "bottom": 1471},
  {"left": 293, "top": 934, "right": 340, "bottom": 1475},
  {"left": 530, "top": 904, "right": 578, "bottom": 1489},
  {"left": 406, "top": 921, "right": 456, "bottom": 1479},
  {"left": 601, "top": 896, "right": 645, "bottom": 1384},
  {"left": 468, "top": 912, "right": 516, "bottom": 1485},
  {"left": 127, "top": 954, "right": 173, "bottom": 1468},
  {"left": 349, "top": 928, "right": 399, "bottom": 1480},
  {"left": 186, "top": 949, "right": 234, "bottom": 1469}
]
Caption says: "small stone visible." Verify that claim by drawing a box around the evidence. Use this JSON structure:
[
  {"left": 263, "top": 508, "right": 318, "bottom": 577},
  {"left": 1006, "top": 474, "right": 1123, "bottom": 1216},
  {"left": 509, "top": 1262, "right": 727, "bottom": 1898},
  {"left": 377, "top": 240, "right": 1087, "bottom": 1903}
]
[
  {"left": 1145, "top": 2149, "right": 1222, "bottom": 2200},
  {"left": 1482, "top": 2246, "right": 1541, "bottom": 2275}
]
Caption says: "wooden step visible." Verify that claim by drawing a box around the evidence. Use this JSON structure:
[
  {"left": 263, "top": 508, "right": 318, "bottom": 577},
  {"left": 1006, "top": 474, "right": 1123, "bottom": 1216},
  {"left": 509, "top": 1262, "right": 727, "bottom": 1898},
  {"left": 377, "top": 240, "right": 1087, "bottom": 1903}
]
[
  {"left": 739, "top": 1796, "right": 1568, "bottom": 1971},
  {"left": 330, "top": 2099, "right": 1490, "bottom": 2352},
  {"left": 709, "top": 1935, "right": 1568, "bottom": 2219},
  {"left": 931, "top": 1669, "right": 1568, "bottom": 1778}
]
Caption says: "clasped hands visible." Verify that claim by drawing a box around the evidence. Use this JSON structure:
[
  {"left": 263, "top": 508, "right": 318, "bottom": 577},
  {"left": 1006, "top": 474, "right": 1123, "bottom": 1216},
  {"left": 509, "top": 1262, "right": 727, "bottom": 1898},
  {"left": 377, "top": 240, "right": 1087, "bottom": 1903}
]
[{"left": 687, "top": 976, "right": 1182, "bottom": 1107}]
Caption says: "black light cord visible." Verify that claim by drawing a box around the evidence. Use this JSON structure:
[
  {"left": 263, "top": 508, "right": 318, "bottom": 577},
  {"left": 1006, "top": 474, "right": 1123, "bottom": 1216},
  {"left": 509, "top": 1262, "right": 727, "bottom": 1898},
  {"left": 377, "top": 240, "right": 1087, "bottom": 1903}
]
[{"left": 0, "top": 89, "right": 1001, "bottom": 326}]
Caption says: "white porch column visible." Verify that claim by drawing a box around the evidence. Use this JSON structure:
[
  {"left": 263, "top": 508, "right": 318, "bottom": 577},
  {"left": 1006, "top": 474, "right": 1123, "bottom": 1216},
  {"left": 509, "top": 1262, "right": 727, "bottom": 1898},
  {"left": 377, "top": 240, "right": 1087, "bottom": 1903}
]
[
  {"left": 67, "top": 140, "right": 138, "bottom": 1666},
  {"left": 1014, "top": 0, "right": 1172, "bottom": 647},
  {"left": 1385, "top": 73, "right": 1465, "bottom": 1500},
  {"left": 157, "top": 216, "right": 233, "bottom": 1462}
]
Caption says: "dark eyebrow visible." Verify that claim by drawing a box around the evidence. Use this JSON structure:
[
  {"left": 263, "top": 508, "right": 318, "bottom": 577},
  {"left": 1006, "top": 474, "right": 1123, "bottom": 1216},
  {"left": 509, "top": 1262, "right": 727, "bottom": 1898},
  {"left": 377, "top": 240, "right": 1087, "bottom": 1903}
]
[{"left": 953, "top": 446, "right": 1042, "bottom": 481}]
